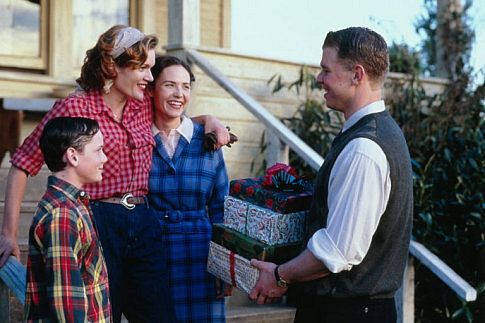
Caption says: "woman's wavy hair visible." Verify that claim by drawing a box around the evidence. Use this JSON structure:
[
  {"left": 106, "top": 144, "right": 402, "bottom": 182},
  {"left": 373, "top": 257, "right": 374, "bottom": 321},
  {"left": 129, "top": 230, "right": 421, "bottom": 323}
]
[{"left": 76, "top": 25, "right": 158, "bottom": 91}]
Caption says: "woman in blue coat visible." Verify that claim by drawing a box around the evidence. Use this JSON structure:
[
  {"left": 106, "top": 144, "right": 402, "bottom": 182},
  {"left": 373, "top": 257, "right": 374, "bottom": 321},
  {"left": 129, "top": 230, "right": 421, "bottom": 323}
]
[{"left": 148, "top": 56, "right": 230, "bottom": 322}]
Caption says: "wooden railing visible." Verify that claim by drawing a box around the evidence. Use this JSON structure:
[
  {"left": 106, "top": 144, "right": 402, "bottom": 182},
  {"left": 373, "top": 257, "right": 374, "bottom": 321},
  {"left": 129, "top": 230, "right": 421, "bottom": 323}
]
[{"left": 183, "top": 48, "right": 478, "bottom": 322}]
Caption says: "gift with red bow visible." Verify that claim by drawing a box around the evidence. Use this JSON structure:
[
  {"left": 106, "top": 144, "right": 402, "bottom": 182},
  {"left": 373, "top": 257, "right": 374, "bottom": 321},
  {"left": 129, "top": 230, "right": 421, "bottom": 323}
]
[{"left": 230, "top": 163, "right": 313, "bottom": 214}]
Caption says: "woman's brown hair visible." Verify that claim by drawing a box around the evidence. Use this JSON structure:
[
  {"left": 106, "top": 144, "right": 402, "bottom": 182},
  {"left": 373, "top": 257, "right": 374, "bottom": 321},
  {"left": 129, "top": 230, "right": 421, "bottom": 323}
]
[{"left": 76, "top": 25, "right": 158, "bottom": 91}]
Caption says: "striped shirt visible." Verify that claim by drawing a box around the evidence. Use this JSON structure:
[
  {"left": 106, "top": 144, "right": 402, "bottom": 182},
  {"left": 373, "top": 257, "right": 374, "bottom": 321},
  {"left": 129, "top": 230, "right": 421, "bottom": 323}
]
[
  {"left": 11, "top": 90, "right": 154, "bottom": 199},
  {"left": 24, "top": 176, "right": 111, "bottom": 322}
]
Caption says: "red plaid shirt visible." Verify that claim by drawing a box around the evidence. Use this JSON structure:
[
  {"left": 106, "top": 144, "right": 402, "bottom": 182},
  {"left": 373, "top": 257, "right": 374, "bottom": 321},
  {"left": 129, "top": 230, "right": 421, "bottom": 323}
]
[{"left": 12, "top": 90, "right": 154, "bottom": 199}]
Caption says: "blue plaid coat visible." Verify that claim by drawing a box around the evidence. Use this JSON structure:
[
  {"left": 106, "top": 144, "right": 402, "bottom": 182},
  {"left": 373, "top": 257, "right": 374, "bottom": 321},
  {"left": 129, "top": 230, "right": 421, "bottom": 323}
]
[{"left": 148, "top": 123, "right": 228, "bottom": 323}]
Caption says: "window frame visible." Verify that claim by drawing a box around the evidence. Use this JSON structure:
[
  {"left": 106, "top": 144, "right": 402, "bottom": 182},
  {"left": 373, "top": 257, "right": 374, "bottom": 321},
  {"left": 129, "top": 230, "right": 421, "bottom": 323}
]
[{"left": 0, "top": 0, "right": 49, "bottom": 70}]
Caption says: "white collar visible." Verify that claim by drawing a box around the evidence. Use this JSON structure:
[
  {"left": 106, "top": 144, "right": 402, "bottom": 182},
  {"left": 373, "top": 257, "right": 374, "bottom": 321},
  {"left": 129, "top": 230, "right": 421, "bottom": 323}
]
[
  {"left": 342, "top": 100, "right": 385, "bottom": 133},
  {"left": 152, "top": 115, "right": 194, "bottom": 143}
]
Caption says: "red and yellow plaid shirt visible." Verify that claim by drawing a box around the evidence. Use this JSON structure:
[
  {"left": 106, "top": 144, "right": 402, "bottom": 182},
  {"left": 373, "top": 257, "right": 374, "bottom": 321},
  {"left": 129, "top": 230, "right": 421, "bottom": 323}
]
[
  {"left": 25, "top": 176, "right": 111, "bottom": 322},
  {"left": 11, "top": 90, "right": 154, "bottom": 199}
]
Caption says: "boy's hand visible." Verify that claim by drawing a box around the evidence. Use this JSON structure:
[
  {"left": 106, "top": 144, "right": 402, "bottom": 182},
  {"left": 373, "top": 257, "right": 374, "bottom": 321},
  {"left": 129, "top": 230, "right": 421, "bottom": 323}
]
[{"left": 0, "top": 235, "right": 20, "bottom": 267}]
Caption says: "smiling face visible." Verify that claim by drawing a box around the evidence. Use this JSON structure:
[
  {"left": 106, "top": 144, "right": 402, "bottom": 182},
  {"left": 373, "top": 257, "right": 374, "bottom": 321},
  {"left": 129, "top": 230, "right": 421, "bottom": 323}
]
[
  {"left": 74, "top": 130, "right": 108, "bottom": 185},
  {"left": 316, "top": 47, "right": 355, "bottom": 113},
  {"left": 111, "top": 48, "right": 156, "bottom": 101},
  {"left": 153, "top": 64, "right": 192, "bottom": 129}
]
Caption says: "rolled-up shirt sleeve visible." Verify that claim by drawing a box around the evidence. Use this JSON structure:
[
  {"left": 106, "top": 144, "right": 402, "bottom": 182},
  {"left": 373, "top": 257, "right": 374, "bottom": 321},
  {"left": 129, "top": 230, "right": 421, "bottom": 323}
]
[{"left": 307, "top": 138, "right": 390, "bottom": 273}]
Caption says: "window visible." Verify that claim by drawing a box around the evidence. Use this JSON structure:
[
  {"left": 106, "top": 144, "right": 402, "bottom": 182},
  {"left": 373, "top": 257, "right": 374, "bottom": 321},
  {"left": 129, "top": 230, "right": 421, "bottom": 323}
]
[
  {"left": 0, "top": 0, "right": 47, "bottom": 69},
  {"left": 72, "top": 0, "right": 129, "bottom": 68}
]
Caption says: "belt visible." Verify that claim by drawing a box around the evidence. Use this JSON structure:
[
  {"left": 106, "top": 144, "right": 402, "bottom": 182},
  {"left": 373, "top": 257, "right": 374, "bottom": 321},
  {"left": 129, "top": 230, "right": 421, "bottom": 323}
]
[
  {"left": 96, "top": 193, "right": 146, "bottom": 210},
  {"left": 158, "top": 209, "right": 206, "bottom": 223}
]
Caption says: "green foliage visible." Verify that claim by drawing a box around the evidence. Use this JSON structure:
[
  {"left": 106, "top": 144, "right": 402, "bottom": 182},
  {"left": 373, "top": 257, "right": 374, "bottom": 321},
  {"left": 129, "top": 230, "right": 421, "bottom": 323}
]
[
  {"left": 389, "top": 42, "right": 422, "bottom": 74},
  {"left": 405, "top": 3, "right": 484, "bottom": 319},
  {"left": 415, "top": 0, "right": 438, "bottom": 76},
  {"left": 415, "top": 0, "right": 475, "bottom": 78},
  {"left": 386, "top": 71, "right": 484, "bottom": 322}
]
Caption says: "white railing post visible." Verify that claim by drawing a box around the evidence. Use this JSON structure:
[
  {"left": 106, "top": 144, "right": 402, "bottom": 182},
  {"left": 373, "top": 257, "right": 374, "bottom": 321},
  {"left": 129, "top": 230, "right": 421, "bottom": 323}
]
[
  {"left": 396, "top": 257, "right": 415, "bottom": 323},
  {"left": 265, "top": 129, "right": 289, "bottom": 167},
  {"left": 167, "top": 0, "right": 200, "bottom": 48},
  {"left": 409, "top": 241, "right": 477, "bottom": 301}
]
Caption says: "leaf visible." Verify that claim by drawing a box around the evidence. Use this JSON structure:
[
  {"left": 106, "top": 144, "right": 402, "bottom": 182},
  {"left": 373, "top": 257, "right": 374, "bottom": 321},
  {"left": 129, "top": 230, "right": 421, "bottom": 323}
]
[
  {"left": 468, "top": 158, "right": 478, "bottom": 170},
  {"left": 451, "top": 307, "right": 464, "bottom": 320}
]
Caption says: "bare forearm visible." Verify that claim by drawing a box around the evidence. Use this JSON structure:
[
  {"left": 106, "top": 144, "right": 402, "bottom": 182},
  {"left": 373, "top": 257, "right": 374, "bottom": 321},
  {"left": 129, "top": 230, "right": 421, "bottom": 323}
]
[
  {"left": 190, "top": 115, "right": 209, "bottom": 124},
  {"left": 2, "top": 166, "right": 28, "bottom": 237},
  {"left": 279, "top": 249, "right": 331, "bottom": 284}
]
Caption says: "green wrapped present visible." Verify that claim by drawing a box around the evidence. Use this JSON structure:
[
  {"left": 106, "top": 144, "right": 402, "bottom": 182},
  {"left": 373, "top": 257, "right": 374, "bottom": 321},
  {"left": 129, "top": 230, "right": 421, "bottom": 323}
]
[{"left": 212, "top": 223, "right": 302, "bottom": 264}]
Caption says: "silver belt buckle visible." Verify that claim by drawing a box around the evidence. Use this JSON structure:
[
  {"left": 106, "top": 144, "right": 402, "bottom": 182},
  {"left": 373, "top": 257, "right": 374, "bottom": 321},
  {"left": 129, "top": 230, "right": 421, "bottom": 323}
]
[{"left": 120, "top": 193, "right": 136, "bottom": 210}]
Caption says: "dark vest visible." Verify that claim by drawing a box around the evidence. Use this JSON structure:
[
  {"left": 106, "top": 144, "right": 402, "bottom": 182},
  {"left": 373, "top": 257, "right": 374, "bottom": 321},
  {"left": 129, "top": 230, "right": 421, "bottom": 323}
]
[{"left": 303, "top": 110, "right": 413, "bottom": 299}]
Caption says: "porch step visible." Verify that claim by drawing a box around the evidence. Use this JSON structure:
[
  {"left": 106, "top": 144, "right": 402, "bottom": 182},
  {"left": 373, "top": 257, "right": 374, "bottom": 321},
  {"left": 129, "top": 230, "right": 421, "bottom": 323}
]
[
  {"left": 227, "top": 303, "right": 296, "bottom": 323},
  {"left": 120, "top": 304, "right": 296, "bottom": 323}
]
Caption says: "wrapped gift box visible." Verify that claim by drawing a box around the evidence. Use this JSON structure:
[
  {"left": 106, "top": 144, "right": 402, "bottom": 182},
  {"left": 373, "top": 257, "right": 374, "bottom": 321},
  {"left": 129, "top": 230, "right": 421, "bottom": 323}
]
[
  {"left": 230, "top": 177, "right": 313, "bottom": 214},
  {"left": 207, "top": 241, "right": 259, "bottom": 294},
  {"left": 223, "top": 196, "right": 308, "bottom": 245},
  {"left": 212, "top": 223, "right": 302, "bottom": 263},
  {"left": 223, "top": 195, "right": 248, "bottom": 234}
]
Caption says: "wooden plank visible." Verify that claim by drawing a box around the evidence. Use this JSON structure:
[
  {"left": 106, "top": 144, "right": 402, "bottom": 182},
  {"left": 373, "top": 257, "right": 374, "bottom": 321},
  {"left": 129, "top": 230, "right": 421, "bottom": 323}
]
[
  {"left": 3, "top": 98, "right": 56, "bottom": 112},
  {"left": 409, "top": 241, "right": 477, "bottom": 301}
]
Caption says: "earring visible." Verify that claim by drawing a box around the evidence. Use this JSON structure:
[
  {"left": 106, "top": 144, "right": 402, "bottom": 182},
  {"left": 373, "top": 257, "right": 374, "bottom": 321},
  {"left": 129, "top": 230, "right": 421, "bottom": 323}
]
[{"left": 103, "top": 79, "right": 114, "bottom": 94}]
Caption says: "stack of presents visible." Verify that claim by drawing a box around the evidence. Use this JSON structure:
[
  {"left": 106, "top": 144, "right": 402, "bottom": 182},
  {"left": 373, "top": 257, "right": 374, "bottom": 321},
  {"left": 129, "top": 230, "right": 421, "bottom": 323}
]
[{"left": 207, "top": 163, "right": 313, "bottom": 293}]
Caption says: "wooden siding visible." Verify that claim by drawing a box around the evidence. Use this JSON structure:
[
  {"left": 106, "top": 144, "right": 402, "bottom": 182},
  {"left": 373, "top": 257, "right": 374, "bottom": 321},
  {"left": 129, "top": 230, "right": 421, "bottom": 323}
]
[{"left": 200, "top": 0, "right": 230, "bottom": 48}]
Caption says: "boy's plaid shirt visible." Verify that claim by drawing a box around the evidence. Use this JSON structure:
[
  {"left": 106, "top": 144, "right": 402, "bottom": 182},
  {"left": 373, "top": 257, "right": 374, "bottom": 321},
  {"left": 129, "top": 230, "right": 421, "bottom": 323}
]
[{"left": 24, "top": 176, "right": 111, "bottom": 322}]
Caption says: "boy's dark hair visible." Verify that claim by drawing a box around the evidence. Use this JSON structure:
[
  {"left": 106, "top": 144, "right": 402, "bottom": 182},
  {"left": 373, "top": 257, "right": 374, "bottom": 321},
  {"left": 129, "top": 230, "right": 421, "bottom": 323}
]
[
  {"left": 323, "top": 27, "right": 389, "bottom": 85},
  {"left": 150, "top": 55, "right": 195, "bottom": 84},
  {"left": 40, "top": 117, "right": 100, "bottom": 172}
]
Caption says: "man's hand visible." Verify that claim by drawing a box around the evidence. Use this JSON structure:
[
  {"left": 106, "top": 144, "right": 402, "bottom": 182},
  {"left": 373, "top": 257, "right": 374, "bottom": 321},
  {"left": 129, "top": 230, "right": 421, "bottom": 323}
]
[
  {"left": 0, "top": 234, "right": 20, "bottom": 267},
  {"left": 249, "top": 259, "right": 288, "bottom": 304},
  {"left": 204, "top": 116, "right": 230, "bottom": 148}
]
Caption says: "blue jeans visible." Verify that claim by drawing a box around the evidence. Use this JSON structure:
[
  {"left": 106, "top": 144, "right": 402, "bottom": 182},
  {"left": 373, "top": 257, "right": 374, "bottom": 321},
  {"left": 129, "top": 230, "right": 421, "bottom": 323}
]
[{"left": 90, "top": 200, "right": 176, "bottom": 323}]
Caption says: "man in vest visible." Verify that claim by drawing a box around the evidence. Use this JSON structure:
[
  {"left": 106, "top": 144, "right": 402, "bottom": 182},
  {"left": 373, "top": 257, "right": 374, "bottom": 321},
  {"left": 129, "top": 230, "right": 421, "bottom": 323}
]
[{"left": 249, "top": 27, "right": 413, "bottom": 323}]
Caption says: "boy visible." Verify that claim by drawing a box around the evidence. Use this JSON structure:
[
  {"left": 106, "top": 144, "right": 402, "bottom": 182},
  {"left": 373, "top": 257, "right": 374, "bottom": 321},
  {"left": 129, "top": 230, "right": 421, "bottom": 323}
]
[{"left": 24, "top": 117, "right": 111, "bottom": 322}]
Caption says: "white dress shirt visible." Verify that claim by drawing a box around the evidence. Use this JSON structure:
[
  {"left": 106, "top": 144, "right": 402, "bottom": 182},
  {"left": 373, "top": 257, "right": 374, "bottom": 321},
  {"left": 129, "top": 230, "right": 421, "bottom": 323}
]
[
  {"left": 307, "top": 100, "right": 391, "bottom": 273},
  {"left": 152, "top": 115, "right": 194, "bottom": 159}
]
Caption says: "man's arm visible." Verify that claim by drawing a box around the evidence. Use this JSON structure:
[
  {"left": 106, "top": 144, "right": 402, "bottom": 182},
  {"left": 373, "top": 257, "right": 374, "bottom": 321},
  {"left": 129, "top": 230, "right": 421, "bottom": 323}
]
[
  {"left": 191, "top": 115, "right": 230, "bottom": 147},
  {"left": 0, "top": 166, "right": 28, "bottom": 266},
  {"left": 249, "top": 249, "right": 330, "bottom": 304}
]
